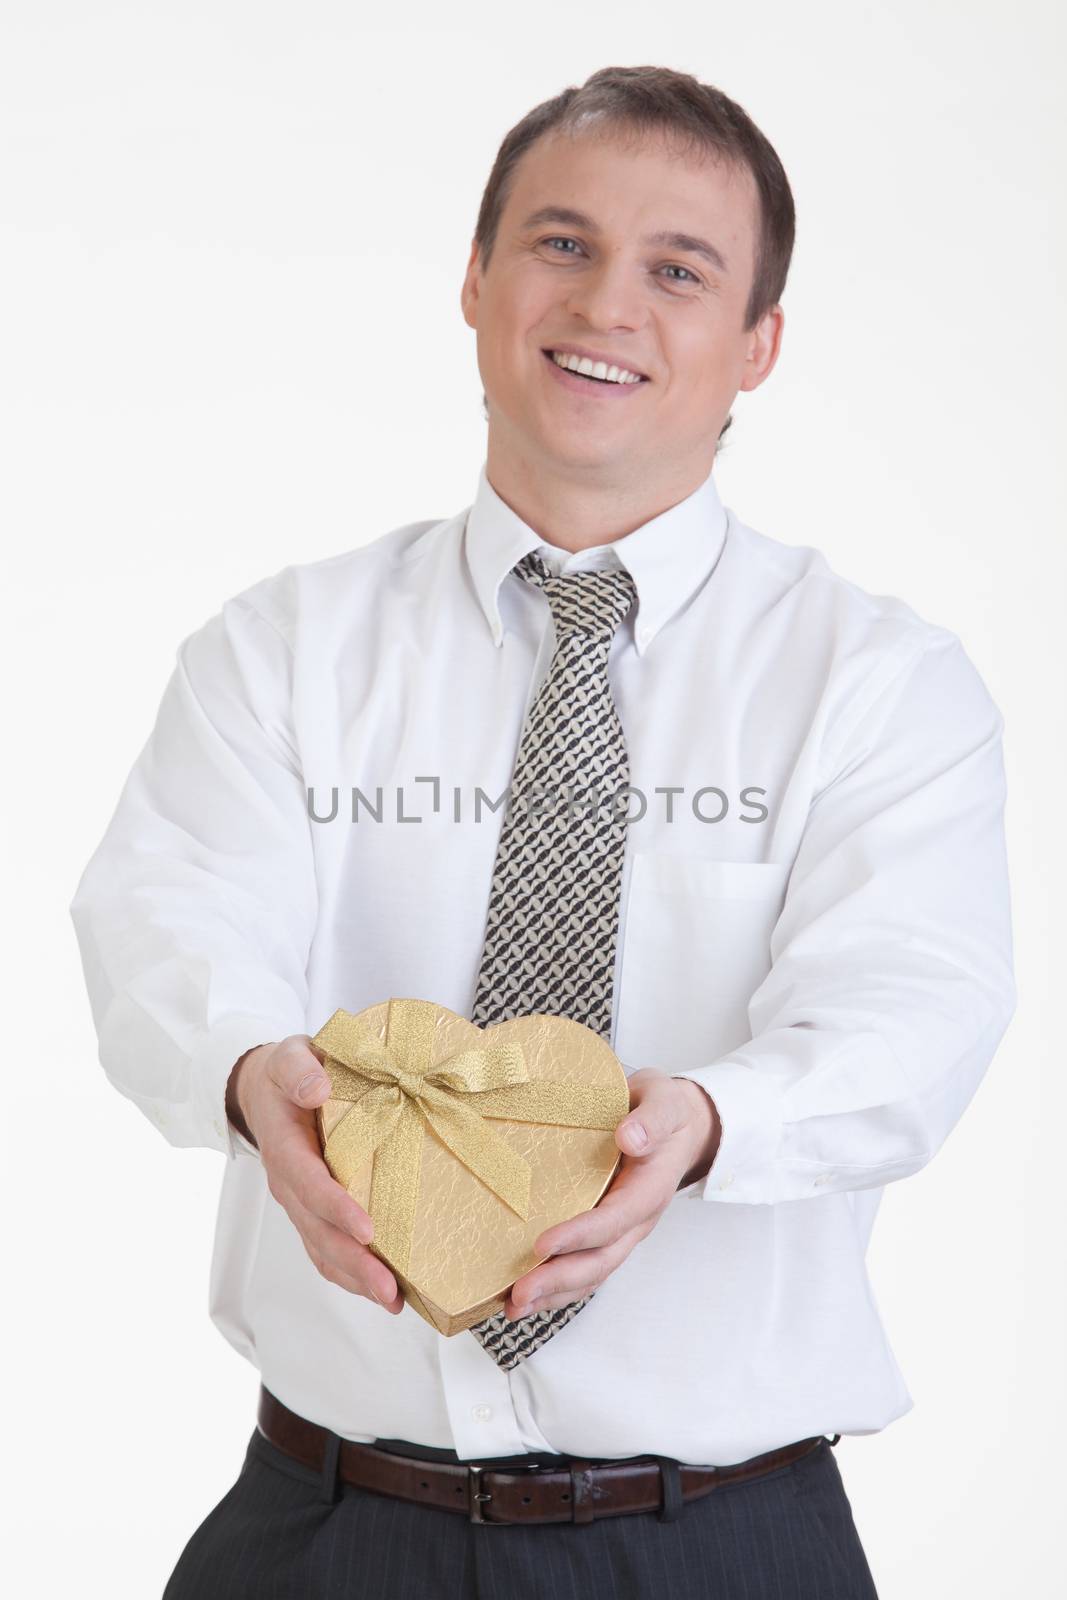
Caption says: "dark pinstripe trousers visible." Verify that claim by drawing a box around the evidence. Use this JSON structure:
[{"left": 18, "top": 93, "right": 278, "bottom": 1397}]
[{"left": 162, "top": 1427, "right": 880, "bottom": 1598}]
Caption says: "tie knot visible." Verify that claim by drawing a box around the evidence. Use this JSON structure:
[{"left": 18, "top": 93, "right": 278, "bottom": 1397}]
[{"left": 512, "top": 552, "right": 637, "bottom": 645}]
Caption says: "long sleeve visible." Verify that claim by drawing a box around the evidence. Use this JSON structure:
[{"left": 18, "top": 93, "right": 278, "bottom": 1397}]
[
  {"left": 69, "top": 592, "right": 317, "bottom": 1161},
  {"left": 674, "top": 628, "right": 1017, "bottom": 1205}
]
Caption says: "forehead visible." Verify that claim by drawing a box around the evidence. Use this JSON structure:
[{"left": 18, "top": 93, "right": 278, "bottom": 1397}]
[{"left": 503, "top": 126, "right": 759, "bottom": 267}]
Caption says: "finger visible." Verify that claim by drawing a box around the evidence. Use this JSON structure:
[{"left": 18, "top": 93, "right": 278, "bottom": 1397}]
[
  {"left": 271, "top": 1116, "right": 375, "bottom": 1244},
  {"left": 510, "top": 1227, "right": 643, "bottom": 1313},
  {"left": 534, "top": 1158, "right": 673, "bottom": 1256},
  {"left": 289, "top": 1191, "right": 386, "bottom": 1285},
  {"left": 511, "top": 1288, "right": 600, "bottom": 1316},
  {"left": 269, "top": 1036, "right": 334, "bottom": 1110},
  {"left": 616, "top": 1071, "right": 692, "bottom": 1155},
  {"left": 307, "top": 1239, "right": 404, "bottom": 1312},
  {"left": 291, "top": 1194, "right": 402, "bottom": 1309}
]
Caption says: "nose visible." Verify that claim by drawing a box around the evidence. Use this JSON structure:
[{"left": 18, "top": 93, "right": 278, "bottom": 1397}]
[{"left": 563, "top": 250, "right": 644, "bottom": 333}]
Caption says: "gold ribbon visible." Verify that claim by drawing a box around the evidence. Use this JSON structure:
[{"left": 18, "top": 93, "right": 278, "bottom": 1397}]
[{"left": 314, "top": 998, "right": 628, "bottom": 1276}]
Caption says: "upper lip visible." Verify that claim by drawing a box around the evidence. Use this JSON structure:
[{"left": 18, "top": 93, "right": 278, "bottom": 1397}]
[{"left": 542, "top": 343, "right": 650, "bottom": 380}]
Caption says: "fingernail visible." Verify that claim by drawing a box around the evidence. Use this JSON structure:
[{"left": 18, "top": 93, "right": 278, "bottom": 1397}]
[
  {"left": 626, "top": 1121, "right": 648, "bottom": 1149},
  {"left": 298, "top": 1071, "right": 328, "bottom": 1099}
]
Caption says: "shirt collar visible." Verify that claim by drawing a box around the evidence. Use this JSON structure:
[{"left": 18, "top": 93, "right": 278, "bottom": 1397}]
[{"left": 463, "top": 460, "right": 729, "bottom": 658}]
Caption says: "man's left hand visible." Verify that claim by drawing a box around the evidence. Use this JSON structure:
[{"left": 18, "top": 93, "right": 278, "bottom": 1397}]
[{"left": 504, "top": 1068, "right": 721, "bottom": 1320}]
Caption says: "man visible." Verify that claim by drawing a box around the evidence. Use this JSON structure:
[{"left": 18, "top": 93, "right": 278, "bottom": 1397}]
[{"left": 70, "top": 65, "right": 1015, "bottom": 1599}]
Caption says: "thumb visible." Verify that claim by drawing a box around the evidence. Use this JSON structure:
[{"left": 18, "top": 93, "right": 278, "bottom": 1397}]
[
  {"left": 616, "top": 1111, "right": 652, "bottom": 1154},
  {"left": 615, "top": 1073, "right": 661, "bottom": 1154},
  {"left": 273, "top": 1037, "right": 333, "bottom": 1109},
  {"left": 615, "top": 1072, "right": 688, "bottom": 1154},
  {"left": 617, "top": 1075, "right": 659, "bottom": 1152}
]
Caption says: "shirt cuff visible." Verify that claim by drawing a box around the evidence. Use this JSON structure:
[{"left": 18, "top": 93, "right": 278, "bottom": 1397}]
[
  {"left": 669, "top": 1061, "right": 783, "bottom": 1203},
  {"left": 189, "top": 1012, "right": 304, "bottom": 1161}
]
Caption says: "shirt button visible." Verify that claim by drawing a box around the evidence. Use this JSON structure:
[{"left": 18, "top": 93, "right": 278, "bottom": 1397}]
[
  {"left": 716, "top": 1172, "right": 734, "bottom": 1189},
  {"left": 471, "top": 1404, "right": 493, "bottom": 1423},
  {"left": 813, "top": 1175, "right": 829, "bottom": 1187}
]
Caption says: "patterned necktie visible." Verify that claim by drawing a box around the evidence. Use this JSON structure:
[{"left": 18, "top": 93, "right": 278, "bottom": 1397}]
[{"left": 467, "top": 550, "right": 637, "bottom": 1370}]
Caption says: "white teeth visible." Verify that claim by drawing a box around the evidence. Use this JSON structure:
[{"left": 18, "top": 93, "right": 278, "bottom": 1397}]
[{"left": 550, "top": 350, "right": 642, "bottom": 385}]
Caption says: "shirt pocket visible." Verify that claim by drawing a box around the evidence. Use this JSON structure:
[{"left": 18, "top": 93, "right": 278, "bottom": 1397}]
[{"left": 613, "top": 854, "right": 792, "bottom": 1069}]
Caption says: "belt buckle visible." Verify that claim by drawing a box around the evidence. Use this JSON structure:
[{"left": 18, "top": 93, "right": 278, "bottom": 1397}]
[{"left": 467, "top": 1463, "right": 494, "bottom": 1524}]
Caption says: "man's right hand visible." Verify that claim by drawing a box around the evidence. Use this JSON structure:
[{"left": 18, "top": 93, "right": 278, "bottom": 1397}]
[{"left": 227, "top": 1037, "right": 404, "bottom": 1315}]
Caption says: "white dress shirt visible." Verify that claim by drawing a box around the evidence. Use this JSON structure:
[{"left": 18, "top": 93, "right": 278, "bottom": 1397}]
[{"left": 69, "top": 460, "right": 1016, "bottom": 1466}]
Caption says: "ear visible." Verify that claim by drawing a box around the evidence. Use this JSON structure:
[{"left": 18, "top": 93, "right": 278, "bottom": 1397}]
[
  {"left": 738, "top": 303, "right": 785, "bottom": 394},
  {"left": 459, "top": 238, "right": 482, "bottom": 331}
]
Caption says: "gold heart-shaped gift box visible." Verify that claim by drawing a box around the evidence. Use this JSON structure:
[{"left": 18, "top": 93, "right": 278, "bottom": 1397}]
[{"left": 312, "top": 998, "right": 631, "bottom": 1335}]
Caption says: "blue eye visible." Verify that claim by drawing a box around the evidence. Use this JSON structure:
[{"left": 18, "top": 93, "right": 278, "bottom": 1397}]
[{"left": 540, "top": 238, "right": 699, "bottom": 285}]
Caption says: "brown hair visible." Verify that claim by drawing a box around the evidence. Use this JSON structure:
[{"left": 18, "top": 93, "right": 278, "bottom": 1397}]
[
  {"left": 473, "top": 65, "right": 796, "bottom": 443},
  {"left": 476, "top": 64, "right": 793, "bottom": 332}
]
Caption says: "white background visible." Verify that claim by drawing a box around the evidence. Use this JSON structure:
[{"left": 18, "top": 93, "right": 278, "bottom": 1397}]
[{"left": 4, "top": 2, "right": 1063, "bottom": 1594}]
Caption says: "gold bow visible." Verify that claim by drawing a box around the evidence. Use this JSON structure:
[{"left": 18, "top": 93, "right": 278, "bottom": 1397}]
[{"left": 313, "top": 998, "right": 627, "bottom": 1275}]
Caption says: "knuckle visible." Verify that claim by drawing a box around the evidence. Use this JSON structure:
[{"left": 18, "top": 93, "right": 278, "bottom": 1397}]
[
  {"left": 270, "top": 1038, "right": 308, "bottom": 1079},
  {"left": 540, "top": 1289, "right": 590, "bottom": 1311},
  {"left": 340, "top": 1203, "right": 369, "bottom": 1235},
  {"left": 337, "top": 1230, "right": 370, "bottom": 1270},
  {"left": 314, "top": 1253, "right": 346, "bottom": 1290},
  {"left": 289, "top": 1162, "right": 324, "bottom": 1216},
  {"left": 306, "top": 1177, "right": 342, "bottom": 1233},
  {"left": 589, "top": 1218, "right": 616, "bottom": 1248}
]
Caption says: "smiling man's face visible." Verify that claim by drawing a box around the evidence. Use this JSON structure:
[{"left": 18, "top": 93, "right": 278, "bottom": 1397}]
[{"left": 461, "top": 125, "right": 783, "bottom": 496}]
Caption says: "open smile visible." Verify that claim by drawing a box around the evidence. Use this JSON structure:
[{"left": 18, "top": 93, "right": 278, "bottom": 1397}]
[{"left": 540, "top": 348, "right": 650, "bottom": 398}]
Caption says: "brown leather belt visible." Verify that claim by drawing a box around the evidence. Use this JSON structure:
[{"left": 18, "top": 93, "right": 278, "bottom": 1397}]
[{"left": 257, "top": 1384, "right": 834, "bottom": 1526}]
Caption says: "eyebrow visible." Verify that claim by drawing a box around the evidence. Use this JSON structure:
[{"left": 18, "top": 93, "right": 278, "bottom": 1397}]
[{"left": 519, "top": 205, "right": 730, "bottom": 275}]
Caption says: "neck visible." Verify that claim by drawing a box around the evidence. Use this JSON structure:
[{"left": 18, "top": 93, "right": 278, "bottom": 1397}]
[{"left": 484, "top": 444, "right": 716, "bottom": 555}]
